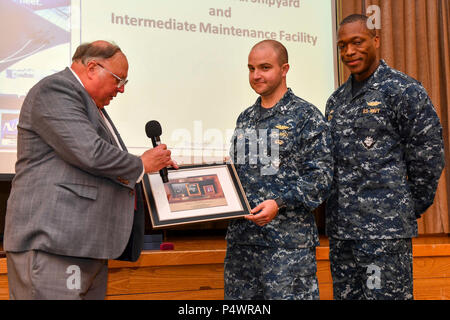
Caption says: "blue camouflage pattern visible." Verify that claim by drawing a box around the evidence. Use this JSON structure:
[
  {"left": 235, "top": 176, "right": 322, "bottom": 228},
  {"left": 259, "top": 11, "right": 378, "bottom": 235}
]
[
  {"left": 227, "top": 88, "right": 333, "bottom": 248},
  {"left": 224, "top": 244, "right": 319, "bottom": 300},
  {"left": 325, "top": 60, "right": 445, "bottom": 240},
  {"left": 329, "top": 238, "right": 413, "bottom": 300}
]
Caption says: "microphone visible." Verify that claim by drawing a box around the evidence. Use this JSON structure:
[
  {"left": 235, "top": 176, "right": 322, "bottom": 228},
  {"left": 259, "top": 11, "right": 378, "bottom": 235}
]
[{"left": 145, "top": 120, "right": 169, "bottom": 183}]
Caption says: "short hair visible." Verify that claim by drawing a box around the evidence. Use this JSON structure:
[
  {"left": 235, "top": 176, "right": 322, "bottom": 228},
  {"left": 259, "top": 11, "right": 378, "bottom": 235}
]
[
  {"left": 340, "top": 14, "right": 377, "bottom": 37},
  {"left": 251, "top": 40, "right": 288, "bottom": 66},
  {"left": 72, "top": 41, "right": 122, "bottom": 65}
]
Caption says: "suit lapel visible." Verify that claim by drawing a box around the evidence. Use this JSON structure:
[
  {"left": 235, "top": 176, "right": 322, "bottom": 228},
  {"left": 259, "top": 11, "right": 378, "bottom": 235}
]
[
  {"left": 96, "top": 108, "right": 120, "bottom": 148},
  {"left": 100, "top": 108, "right": 128, "bottom": 151},
  {"left": 62, "top": 67, "right": 119, "bottom": 148}
]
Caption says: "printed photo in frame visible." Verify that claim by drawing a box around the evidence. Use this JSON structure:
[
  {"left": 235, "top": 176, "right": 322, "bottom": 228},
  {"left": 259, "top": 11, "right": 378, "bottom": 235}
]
[{"left": 142, "top": 163, "right": 251, "bottom": 228}]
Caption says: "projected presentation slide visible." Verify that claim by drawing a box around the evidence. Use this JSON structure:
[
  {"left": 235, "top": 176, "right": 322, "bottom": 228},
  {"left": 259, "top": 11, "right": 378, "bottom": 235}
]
[{"left": 0, "top": 0, "right": 337, "bottom": 175}]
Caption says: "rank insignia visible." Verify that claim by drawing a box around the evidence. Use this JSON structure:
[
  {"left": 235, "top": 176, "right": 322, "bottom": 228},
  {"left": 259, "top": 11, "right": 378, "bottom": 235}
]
[
  {"left": 362, "top": 136, "right": 375, "bottom": 149},
  {"left": 275, "top": 139, "right": 284, "bottom": 145}
]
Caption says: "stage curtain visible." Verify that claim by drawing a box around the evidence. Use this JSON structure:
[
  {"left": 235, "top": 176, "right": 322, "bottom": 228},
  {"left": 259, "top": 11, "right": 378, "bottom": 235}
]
[{"left": 336, "top": 0, "right": 450, "bottom": 234}]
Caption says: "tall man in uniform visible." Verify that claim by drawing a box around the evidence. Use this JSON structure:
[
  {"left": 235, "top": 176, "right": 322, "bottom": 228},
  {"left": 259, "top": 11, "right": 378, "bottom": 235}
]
[
  {"left": 325, "top": 14, "right": 445, "bottom": 299},
  {"left": 4, "top": 40, "right": 177, "bottom": 299},
  {"left": 225, "top": 40, "right": 333, "bottom": 300}
]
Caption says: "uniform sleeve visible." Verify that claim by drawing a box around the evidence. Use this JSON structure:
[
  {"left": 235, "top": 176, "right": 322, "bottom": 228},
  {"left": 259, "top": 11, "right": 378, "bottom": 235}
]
[
  {"left": 229, "top": 112, "right": 244, "bottom": 164},
  {"left": 398, "top": 84, "right": 445, "bottom": 217},
  {"left": 283, "top": 109, "right": 334, "bottom": 212}
]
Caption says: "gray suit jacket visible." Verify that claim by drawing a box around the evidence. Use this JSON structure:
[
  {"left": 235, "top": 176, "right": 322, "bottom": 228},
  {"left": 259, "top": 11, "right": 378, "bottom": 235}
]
[{"left": 4, "top": 67, "right": 145, "bottom": 261}]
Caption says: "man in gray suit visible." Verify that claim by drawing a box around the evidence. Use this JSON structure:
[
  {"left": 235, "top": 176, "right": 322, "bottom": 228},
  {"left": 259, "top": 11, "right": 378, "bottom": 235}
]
[{"left": 3, "top": 40, "right": 177, "bottom": 299}]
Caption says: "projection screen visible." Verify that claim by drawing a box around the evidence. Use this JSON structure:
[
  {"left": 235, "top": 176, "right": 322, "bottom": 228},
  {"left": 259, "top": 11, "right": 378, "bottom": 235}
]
[{"left": 0, "top": 0, "right": 338, "bottom": 176}]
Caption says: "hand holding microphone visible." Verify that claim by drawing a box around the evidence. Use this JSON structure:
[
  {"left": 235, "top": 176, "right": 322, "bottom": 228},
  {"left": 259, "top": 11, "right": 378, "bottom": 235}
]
[{"left": 140, "top": 120, "right": 178, "bottom": 182}]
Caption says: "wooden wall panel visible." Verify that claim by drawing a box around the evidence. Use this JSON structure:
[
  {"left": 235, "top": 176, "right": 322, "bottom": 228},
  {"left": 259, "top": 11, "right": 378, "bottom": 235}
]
[
  {"left": 1, "top": 236, "right": 450, "bottom": 300},
  {"left": 0, "top": 275, "right": 8, "bottom": 300},
  {"left": 413, "top": 257, "right": 450, "bottom": 278},
  {"left": 106, "top": 289, "right": 224, "bottom": 300},
  {"left": 413, "top": 278, "right": 450, "bottom": 300},
  {"left": 107, "top": 264, "right": 224, "bottom": 296}
]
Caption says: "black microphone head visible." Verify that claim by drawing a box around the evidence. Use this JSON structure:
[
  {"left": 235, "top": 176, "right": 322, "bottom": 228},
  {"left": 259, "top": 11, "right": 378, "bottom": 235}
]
[{"left": 145, "top": 120, "right": 162, "bottom": 138}]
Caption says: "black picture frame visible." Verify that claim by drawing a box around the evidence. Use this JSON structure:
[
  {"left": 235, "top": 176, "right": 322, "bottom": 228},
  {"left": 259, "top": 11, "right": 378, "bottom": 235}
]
[{"left": 142, "top": 163, "right": 250, "bottom": 229}]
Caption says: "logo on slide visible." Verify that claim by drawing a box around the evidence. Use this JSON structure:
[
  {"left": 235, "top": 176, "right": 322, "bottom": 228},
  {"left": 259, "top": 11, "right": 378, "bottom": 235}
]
[{"left": 0, "top": 111, "right": 19, "bottom": 148}]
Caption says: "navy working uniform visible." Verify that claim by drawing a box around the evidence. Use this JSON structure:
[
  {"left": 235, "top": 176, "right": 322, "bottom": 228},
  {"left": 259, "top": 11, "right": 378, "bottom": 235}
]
[
  {"left": 325, "top": 60, "right": 445, "bottom": 299},
  {"left": 225, "top": 88, "right": 333, "bottom": 300}
]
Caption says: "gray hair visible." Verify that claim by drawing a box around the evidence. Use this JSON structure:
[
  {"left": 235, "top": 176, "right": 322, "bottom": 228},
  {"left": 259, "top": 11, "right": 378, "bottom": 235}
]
[{"left": 72, "top": 41, "right": 122, "bottom": 65}]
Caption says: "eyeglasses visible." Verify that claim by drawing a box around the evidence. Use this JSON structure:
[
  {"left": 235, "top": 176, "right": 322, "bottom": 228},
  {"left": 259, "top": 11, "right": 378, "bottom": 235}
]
[{"left": 95, "top": 62, "right": 128, "bottom": 88}]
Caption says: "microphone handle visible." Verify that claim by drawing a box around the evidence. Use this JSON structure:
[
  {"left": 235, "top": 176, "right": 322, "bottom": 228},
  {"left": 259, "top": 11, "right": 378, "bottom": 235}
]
[
  {"left": 151, "top": 136, "right": 168, "bottom": 183},
  {"left": 160, "top": 168, "right": 169, "bottom": 183},
  {"left": 151, "top": 136, "right": 161, "bottom": 148}
]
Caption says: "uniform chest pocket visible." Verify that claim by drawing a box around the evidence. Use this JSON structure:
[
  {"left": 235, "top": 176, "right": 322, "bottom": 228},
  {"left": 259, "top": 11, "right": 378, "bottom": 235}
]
[
  {"left": 353, "top": 108, "right": 393, "bottom": 132},
  {"left": 353, "top": 118, "right": 380, "bottom": 152},
  {"left": 354, "top": 109, "right": 395, "bottom": 148}
]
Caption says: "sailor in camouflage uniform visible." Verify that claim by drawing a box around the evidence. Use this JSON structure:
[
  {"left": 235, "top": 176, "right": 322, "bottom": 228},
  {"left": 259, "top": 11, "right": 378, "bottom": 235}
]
[
  {"left": 325, "top": 14, "right": 445, "bottom": 300},
  {"left": 225, "top": 40, "right": 333, "bottom": 300}
]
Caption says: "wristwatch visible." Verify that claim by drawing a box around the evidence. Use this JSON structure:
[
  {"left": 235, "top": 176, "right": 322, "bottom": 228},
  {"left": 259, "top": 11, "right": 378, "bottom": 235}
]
[{"left": 274, "top": 197, "right": 287, "bottom": 213}]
